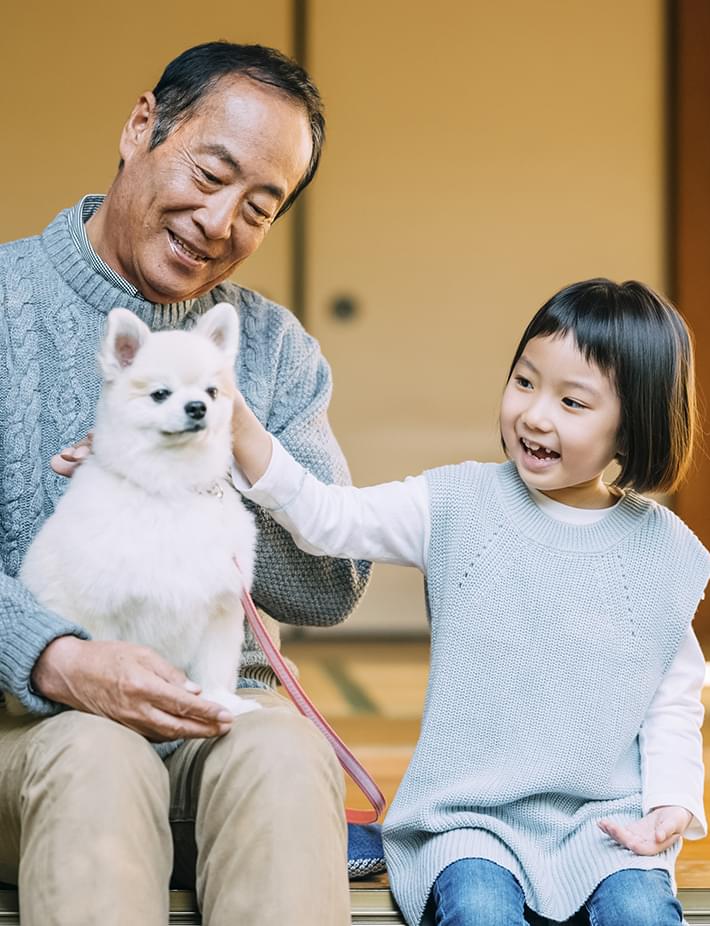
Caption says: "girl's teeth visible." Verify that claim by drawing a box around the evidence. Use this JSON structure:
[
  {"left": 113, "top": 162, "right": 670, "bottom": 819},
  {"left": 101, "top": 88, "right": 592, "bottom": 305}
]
[{"left": 522, "top": 437, "right": 558, "bottom": 459}]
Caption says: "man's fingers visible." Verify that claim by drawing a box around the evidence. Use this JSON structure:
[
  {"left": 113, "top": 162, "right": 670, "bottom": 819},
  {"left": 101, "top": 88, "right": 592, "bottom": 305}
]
[
  {"left": 50, "top": 452, "right": 80, "bottom": 476},
  {"left": 148, "top": 653, "right": 190, "bottom": 688},
  {"left": 50, "top": 437, "right": 92, "bottom": 476},
  {"left": 145, "top": 675, "right": 234, "bottom": 728},
  {"left": 111, "top": 681, "right": 234, "bottom": 741},
  {"left": 128, "top": 707, "right": 232, "bottom": 742}
]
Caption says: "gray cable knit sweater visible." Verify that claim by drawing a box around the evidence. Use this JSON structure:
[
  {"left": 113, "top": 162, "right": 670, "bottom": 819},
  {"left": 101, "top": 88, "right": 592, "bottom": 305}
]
[{"left": 0, "top": 203, "right": 370, "bottom": 713}]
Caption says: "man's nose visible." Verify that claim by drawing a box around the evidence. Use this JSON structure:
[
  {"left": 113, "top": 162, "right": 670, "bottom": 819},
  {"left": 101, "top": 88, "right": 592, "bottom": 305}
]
[{"left": 194, "top": 190, "right": 238, "bottom": 240}]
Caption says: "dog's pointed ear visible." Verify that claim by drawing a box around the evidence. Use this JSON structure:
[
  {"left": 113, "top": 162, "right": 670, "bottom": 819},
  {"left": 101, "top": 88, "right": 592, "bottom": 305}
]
[
  {"left": 99, "top": 309, "right": 151, "bottom": 381},
  {"left": 194, "top": 303, "right": 240, "bottom": 361}
]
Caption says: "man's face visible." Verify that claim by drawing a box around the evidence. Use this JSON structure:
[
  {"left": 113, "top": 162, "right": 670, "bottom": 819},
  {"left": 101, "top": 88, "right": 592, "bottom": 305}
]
[{"left": 99, "top": 76, "right": 313, "bottom": 303}]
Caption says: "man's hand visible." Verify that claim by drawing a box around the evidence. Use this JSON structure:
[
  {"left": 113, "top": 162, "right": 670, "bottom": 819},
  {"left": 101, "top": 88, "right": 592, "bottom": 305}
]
[
  {"left": 598, "top": 806, "right": 692, "bottom": 855},
  {"left": 50, "top": 433, "right": 93, "bottom": 477},
  {"left": 32, "top": 636, "right": 234, "bottom": 741}
]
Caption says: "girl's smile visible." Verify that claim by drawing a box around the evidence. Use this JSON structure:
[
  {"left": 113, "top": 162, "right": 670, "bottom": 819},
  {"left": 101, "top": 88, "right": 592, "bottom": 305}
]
[
  {"left": 500, "top": 332, "right": 622, "bottom": 508},
  {"left": 519, "top": 436, "right": 560, "bottom": 471}
]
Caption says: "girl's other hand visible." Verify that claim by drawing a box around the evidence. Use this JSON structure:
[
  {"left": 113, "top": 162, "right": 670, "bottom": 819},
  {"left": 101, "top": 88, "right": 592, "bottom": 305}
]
[{"left": 598, "top": 806, "right": 692, "bottom": 855}]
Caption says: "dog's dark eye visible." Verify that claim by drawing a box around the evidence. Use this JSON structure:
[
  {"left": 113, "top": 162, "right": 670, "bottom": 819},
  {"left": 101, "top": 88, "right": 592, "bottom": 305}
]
[
  {"left": 150, "top": 389, "right": 172, "bottom": 403},
  {"left": 206, "top": 386, "right": 218, "bottom": 400}
]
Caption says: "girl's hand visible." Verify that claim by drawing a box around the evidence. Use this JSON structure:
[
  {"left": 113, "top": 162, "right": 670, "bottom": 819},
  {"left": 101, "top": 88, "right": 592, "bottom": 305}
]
[
  {"left": 229, "top": 387, "right": 273, "bottom": 485},
  {"left": 598, "top": 806, "right": 692, "bottom": 855}
]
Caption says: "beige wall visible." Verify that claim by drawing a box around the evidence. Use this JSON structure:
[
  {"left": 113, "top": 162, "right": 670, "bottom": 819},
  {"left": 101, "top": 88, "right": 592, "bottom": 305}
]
[
  {"left": 0, "top": 0, "right": 295, "bottom": 306},
  {"left": 308, "top": 0, "right": 666, "bottom": 481},
  {"left": 305, "top": 1, "right": 666, "bottom": 632},
  {"left": 2, "top": 3, "right": 667, "bottom": 633}
]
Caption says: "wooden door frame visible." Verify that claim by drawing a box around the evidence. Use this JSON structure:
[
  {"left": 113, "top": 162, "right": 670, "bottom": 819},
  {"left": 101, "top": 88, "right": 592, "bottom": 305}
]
[{"left": 671, "top": 0, "right": 710, "bottom": 651}]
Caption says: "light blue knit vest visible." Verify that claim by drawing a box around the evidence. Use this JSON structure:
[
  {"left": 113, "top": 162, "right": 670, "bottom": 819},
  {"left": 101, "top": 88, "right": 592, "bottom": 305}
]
[{"left": 383, "top": 460, "right": 710, "bottom": 925}]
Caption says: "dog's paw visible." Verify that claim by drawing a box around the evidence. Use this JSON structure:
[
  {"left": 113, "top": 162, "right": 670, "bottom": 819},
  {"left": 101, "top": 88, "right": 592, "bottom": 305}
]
[{"left": 203, "top": 689, "right": 262, "bottom": 717}]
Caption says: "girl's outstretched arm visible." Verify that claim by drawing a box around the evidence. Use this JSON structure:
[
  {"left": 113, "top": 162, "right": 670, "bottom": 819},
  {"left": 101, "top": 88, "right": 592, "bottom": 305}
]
[{"left": 230, "top": 389, "right": 430, "bottom": 569}]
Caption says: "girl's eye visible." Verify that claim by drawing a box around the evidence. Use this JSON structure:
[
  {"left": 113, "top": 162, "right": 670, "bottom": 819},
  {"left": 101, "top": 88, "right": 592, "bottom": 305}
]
[
  {"left": 150, "top": 389, "right": 172, "bottom": 403},
  {"left": 562, "top": 397, "right": 585, "bottom": 409},
  {"left": 515, "top": 375, "right": 532, "bottom": 389},
  {"left": 206, "top": 386, "right": 218, "bottom": 400}
]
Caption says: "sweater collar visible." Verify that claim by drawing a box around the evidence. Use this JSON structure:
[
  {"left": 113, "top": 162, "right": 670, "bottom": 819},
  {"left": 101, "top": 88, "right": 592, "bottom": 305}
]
[
  {"left": 494, "top": 460, "right": 653, "bottom": 552},
  {"left": 41, "top": 200, "right": 197, "bottom": 329}
]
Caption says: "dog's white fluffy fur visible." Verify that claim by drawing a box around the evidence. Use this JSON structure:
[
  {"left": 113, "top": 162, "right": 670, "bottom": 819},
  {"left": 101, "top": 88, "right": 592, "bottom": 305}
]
[{"left": 19, "top": 303, "right": 259, "bottom": 716}]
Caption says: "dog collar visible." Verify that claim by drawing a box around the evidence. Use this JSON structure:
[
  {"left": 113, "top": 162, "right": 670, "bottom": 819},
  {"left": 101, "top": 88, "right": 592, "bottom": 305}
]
[{"left": 198, "top": 480, "right": 225, "bottom": 500}]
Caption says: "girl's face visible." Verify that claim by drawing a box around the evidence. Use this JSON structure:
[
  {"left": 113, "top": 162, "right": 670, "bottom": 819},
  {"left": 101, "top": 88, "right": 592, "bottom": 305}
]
[{"left": 500, "top": 332, "right": 622, "bottom": 508}]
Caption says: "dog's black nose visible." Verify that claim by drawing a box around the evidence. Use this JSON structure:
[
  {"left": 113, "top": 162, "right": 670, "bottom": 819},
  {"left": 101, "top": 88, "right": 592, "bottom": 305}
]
[{"left": 185, "top": 401, "right": 207, "bottom": 420}]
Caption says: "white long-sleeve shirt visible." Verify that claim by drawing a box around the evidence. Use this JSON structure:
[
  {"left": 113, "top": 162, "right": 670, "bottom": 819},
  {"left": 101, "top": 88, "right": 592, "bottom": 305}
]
[{"left": 235, "top": 437, "right": 707, "bottom": 837}]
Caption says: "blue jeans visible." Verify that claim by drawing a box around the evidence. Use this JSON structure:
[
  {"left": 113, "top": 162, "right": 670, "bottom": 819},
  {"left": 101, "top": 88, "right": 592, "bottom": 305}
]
[{"left": 429, "top": 858, "right": 684, "bottom": 925}]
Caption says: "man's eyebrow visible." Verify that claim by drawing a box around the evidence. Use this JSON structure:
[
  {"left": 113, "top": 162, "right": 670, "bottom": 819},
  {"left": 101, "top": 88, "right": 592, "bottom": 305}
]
[
  {"left": 202, "top": 143, "right": 241, "bottom": 172},
  {"left": 201, "top": 144, "right": 285, "bottom": 201}
]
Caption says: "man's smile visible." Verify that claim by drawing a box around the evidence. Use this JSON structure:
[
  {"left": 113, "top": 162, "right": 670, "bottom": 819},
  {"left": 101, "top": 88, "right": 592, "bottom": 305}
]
[{"left": 167, "top": 229, "right": 212, "bottom": 264}]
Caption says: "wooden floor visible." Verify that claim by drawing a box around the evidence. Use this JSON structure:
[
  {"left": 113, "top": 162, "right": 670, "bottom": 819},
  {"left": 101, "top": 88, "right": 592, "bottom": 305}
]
[{"left": 283, "top": 637, "right": 710, "bottom": 888}]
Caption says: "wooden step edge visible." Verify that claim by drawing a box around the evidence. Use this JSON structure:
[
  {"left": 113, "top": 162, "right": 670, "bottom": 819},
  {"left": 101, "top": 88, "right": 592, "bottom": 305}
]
[{"left": 1, "top": 886, "right": 709, "bottom": 924}]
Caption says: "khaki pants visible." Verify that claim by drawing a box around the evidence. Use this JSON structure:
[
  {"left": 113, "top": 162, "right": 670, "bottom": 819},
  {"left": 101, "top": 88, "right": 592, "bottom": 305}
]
[{"left": 0, "top": 689, "right": 349, "bottom": 926}]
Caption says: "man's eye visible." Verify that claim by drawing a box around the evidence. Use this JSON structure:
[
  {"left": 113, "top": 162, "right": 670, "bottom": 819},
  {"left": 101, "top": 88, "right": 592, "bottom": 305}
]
[
  {"left": 199, "top": 167, "right": 223, "bottom": 185},
  {"left": 249, "top": 202, "right": 272, "bottom": 221},
  {"left": 150, "top": 389, "right": 172, "bottom": 403},
  {"left": 206, "top": 386, "right": 218, "bottom": 400}
]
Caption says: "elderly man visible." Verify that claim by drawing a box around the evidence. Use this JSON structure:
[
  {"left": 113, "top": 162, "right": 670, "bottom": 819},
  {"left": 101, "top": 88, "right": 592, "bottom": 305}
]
[{"left": 0, "top": 41, "right": 369, "bottom": 926}]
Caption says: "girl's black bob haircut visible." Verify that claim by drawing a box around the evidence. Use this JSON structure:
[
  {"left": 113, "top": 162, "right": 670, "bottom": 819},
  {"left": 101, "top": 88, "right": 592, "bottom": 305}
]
[{"left": 506, "top": 278, "right": 697, "bottom": 495}]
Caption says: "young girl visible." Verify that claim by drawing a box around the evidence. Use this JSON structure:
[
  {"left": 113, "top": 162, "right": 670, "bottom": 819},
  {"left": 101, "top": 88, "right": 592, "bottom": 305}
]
[{"left": 230, "top": 278, "right": 708, "bottom": 926}]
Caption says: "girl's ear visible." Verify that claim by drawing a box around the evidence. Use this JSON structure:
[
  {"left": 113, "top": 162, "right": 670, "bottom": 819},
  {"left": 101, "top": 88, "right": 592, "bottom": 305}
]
[
  {"left": 99, "top": 308, "right": 151, "bottom": 381},
  {"left": 194, "top": 303, "right": 240, "bottom": 362}
]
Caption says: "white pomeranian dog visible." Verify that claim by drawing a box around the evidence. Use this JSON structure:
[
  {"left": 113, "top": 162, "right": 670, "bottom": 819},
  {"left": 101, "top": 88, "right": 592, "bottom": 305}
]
[{"left": 16, "top": 302, "right": 259, "bottom": 717}]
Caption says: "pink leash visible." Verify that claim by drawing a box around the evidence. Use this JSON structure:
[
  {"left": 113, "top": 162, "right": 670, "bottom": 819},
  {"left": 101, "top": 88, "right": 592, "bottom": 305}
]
[{"left": 238, "top": 565, "right": 386, "bottom": 824}]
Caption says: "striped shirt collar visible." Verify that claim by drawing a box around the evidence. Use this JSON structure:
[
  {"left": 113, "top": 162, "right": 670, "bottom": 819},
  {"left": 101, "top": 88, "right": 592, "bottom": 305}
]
[{"left": 69, "top": 194, "right": 194, "bottom": 314}]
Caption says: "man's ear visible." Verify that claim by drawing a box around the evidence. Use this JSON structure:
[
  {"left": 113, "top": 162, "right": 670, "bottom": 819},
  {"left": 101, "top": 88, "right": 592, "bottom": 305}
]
[
  {"left": 194, "top": 303, "right": 240, "bottom": 363},
  {"left": 118, "top": 92, "right": 157, "bottom": 163},
  {"left": 99, "top": 309, "right": 151, "bottom": 381}
]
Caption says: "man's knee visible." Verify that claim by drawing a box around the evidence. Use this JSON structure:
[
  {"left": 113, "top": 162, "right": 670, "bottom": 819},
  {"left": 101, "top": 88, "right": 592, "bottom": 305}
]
[
  {"left": 204, "top": 701, "right": 344, "bottom": 801},
  {"left": 28, "top": 711, "right": 169, "bottom": 805}
]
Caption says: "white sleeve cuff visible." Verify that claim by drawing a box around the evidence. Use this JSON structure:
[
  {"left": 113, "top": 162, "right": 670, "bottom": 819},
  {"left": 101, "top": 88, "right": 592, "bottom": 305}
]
[
  {"left": 644, "top": 795, "right": 707, "bottom": 840},
  {"left": 232, "top": 435, "right": 307, "bottom": 511}
]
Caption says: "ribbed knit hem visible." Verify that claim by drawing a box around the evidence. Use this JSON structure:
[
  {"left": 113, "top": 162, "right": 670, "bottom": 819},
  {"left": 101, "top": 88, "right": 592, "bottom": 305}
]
[
  {"left": 385, "top": 824, "right": 679, "bottom": 925},
  {"left": 492, "top": 460, "right": 654, "bottom": 552},
  {"left": 0, "top": 608, "right": 90, "bottom": 714}
]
